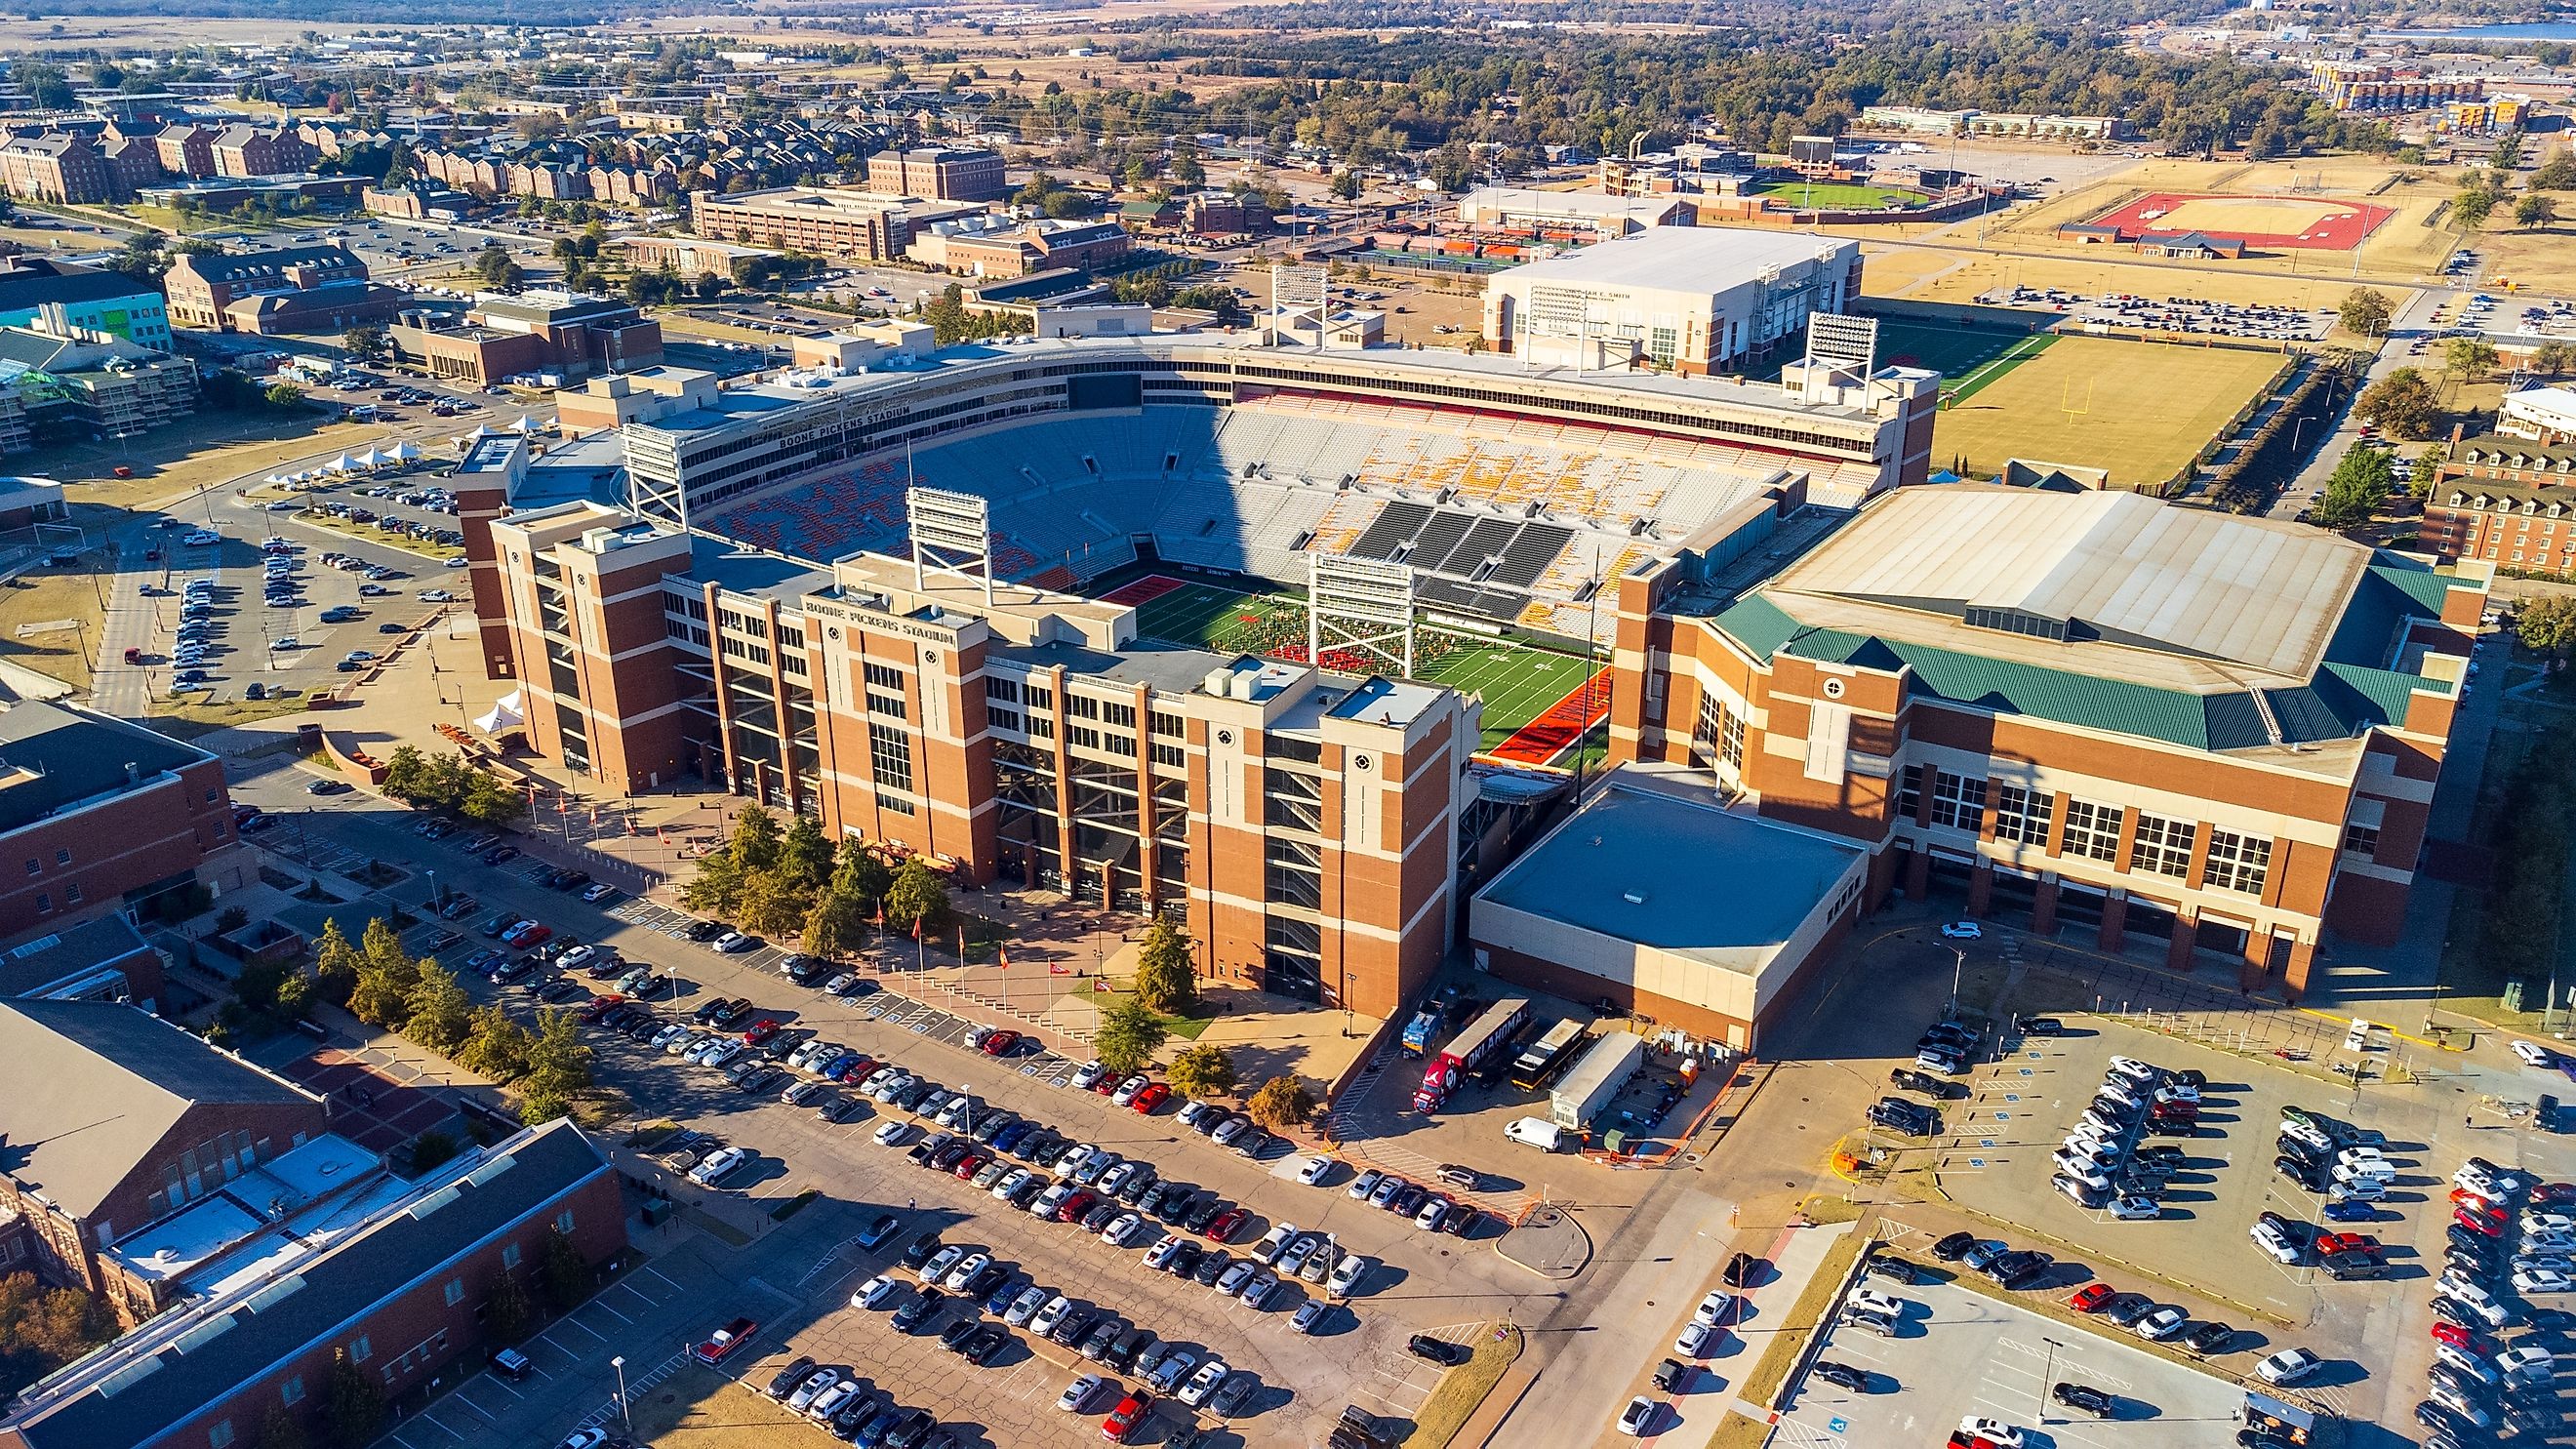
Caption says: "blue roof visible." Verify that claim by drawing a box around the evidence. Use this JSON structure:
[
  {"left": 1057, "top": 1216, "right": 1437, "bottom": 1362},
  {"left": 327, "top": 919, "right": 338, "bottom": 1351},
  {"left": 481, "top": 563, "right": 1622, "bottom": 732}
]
[{"left": 1478, "top": 784, "right": 1863, "bottom": 961}]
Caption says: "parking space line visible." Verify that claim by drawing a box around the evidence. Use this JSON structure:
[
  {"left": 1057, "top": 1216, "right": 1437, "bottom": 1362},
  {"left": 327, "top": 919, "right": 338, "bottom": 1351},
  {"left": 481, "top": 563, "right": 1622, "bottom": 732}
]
[{"left": 585, "top": 1298, "right": 634, "bottom": 1325}]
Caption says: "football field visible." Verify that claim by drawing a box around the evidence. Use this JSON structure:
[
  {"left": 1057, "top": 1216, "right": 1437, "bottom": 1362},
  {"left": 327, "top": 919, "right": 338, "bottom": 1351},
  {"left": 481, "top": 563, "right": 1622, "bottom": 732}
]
[{"left": 1107, "top": 575, "right": 1604, "bottom": 766}]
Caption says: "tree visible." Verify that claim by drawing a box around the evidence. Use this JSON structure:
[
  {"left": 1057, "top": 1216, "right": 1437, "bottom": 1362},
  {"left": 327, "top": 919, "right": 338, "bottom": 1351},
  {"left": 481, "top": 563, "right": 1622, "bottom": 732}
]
[
  {"left": 518, "top": 1008, "right": 590, "bottom": 1124},
  {"left": 2446, "top": 336, "right": 2500, "bottom": 381},
  {"left": 472, "top": 244, "right": 525, "bottom": 289},
  {"left": 2337, "top": 287, "right": 2392, "bottom": 338},
  {"left": 1246, "top": 1075, "right": 1318, "bottom": 1131},
  {"left": 2518, "top": 595, "right": 2576, "bottom": 660},
  {"left": 2536, "top": 151, "right": 2576, "bottom": 191},
  {"left": 311, "top": 917, "right": 361, "bottom": 1003},
  {"left": 2535, "top": 340, "right": 2576, "bottom": 379},
  {"left": 2517, "top": 193, "right": 2559, "bottom": 230},
  {"left": 729, "top": 804, "right": 783, "bottom": 872},
  {"left": 484, "top": 1268, "right": 534, "bottom": 1342},
  {"left": 679, "top": 848, "right": 745, "bottom": 919},
  {"left": 1132, "top": 917, "right": 1198, "bottom": 1015},
  {"left": 318, "top": 1348, "right": 384, "bottom": 1447},
  {"left": 342, "top": 324, "right": 387, "bottom": 360},
  {"left": 1329, "top": 170, "right": 1362, "bottom": 201},
  {"left": 535, "top": 1225, "right": 593, "bottom": 1309},
  {"left": 346, "top": 919, "right": 423, "bottom": 1028},
  {"left": 2454, "top": 185, "right": 2498, "bottom": 230},
  {"left": 263, "top": 382, "right": 306, "bottom": 410},
  {"left": 1093, "top": 997, "right": 1168, "bottom": 1077},
  {"left": 2357, "top": 367, "right": 2439, "bottom": 441},
  {"left": 883, "top": 858, "right": 951, "bottom": 937},
  {"left": 1167, "top": 1042, "right": 1238, "bottom": 1101},
  {"left": 831, "top": 837, "right": 892, "bottom": 908},
  {"left": 217, "top": 905, "right": 251, "bottom": 934},
  {"left": 404, "top": 1129, "right": 460, "bottom": 1177},
  {"left": 803, "top": 888, "right": 868, "bottom": 960},
  {"left": 735, "top": 867, "right": 814, "bottom": 940},
  {"left": 461, "top": 773, "right": 525, "bottom": 826},
  {"left": 779, "top": 812, "right": 834, "bottom": 896},
  {"left": 455, "top": 1004, "right": 534, "bottom": 1080},
  {"left": 402, "top": 962, "right": 471, "bottom": 1054},
  {"left": 2311, "top": 444, "right": 2395, "bottom": 530},
  {"left": 255, "top": 1401, "right": 309, "bottom": 1449}
]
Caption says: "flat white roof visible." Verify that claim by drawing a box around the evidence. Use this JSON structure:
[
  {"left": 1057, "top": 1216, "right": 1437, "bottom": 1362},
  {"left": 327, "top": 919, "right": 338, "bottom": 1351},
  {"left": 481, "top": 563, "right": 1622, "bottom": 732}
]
[
  {"left": 1490, "top": 224, "right": 1854, "bottom": 294},
  {"left": 1766, "top": 486, "right": 2369, "bottom": 683}
]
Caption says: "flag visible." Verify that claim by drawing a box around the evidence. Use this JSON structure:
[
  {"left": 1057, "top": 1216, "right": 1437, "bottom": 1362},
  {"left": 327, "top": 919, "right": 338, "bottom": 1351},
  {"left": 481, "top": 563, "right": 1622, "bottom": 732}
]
[
  {"left": 1092, "top": 978, "right": 1109, "bottom": 992},
  {"left": 998, "top": 946, "right": 1013, "bottom": 971},
  {"left": 874, "top": 904, "right": 886, "bottom": 930},
  {"left": 1049, "top": 960, "right": 1068, "bottom": 976},
  {"left": 910, "top": 917, "right": 921, "bottom": 942},
  {"left": 656, "top": 825, "right": 668, "bottom": 845}
]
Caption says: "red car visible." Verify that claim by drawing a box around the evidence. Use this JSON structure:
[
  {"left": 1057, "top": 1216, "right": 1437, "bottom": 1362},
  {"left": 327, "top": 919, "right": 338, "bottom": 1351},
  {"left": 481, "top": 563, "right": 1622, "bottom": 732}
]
[
  {"left": 1205, "top": 1207, "right": 1248, "bottom": 1242},
  {"left": 1102, "top": 1390, "right": 1150, "bottom": 1442},
  {"left": 744, "top": 1019, "right": 783, "bottom": 1046},
  {"left": 952, "top": 1150, "right": 989, "bottom": 1181},
  {"left": 1130, "top": 1082, "right": 1171, "bottom": 1113},
  {"left": 2454, "top": 1187, "right": 2501, "bottom": 1211},
  {"left": 2531, "top": 1182, "right": 2576, "bottom": 1208},
  {"left": 2433, "top": 1321, "right": 2501, "bottom": 1355},
  {"left": 690, "top": 1316, "right": 758, "bottom": 1365},
  {"left": 835, "top": 1056, "right": 879, "bottom": 1083},
  {"left": 578, "top": 994, "right": 626, "bottom": 1024},
  {"left": 2314, "top": 1231, "right": 2380, "bottom": 1258},
  {"left": 981, "top": 1028, "right": 1022, "bottom": 1056},
  {"left": 503, "top": 921, "right": 552, "bottom": 949},
  {"left": 2067, "top": 1282, "right": 2115, "bottom": 1313},
  {"left": 1056, "top": 1189, "right": 1099, "bottom": 1223},
  {"left": 2454, "top": 1208, "right": 2505, "bottom": 1237}
]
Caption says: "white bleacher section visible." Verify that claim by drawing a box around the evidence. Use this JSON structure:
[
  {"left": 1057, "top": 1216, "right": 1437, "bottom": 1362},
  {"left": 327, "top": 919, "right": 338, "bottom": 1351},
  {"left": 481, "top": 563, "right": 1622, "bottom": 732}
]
[{"left": 703, "top": 398, "right": 1791, "bottom": 643}]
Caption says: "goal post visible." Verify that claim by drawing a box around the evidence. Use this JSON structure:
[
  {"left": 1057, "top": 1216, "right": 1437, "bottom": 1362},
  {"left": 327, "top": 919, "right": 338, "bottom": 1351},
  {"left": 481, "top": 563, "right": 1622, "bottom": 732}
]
[{"left": 1307, "top": 553, "right": 1417, "bottom": 678}]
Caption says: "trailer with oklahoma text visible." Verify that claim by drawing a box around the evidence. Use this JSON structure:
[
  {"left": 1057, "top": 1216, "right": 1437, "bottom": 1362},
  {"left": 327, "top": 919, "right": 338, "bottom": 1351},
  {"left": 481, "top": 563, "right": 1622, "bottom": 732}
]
[{"left": 1414, "top": 996, "right": 1532, "bottom": 1112}]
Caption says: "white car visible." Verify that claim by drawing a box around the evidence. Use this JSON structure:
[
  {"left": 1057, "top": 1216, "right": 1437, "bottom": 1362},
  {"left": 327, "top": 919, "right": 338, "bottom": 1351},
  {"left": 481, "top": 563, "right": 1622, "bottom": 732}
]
[
  {"left": 2133, "top": 1306, "right": 2188, "bottom": 1340},
  {"left": 1251, "top": 1223, "right": 1297, "bottom": 1265},
  {"left": 871, "top": 1119, "right": 910, "bottom": 1147},
  {"left": 2495, "top": 1346, "right": 2556, "bottom": 1383},
  {"left": 1178, "top": 1358, "right": 1229, "bottom": 1407},
  {"left": 990, "top": 1168, "right": 1033, "bottom": 1201},
  {"left": 700, "top": 1040, "right": 744, "bottom": 1069},
  {"left": 806, "top": 1381, "right": 859, "bottom": 1422},
  {"left": 1057, "top": 1373, "right": 1106, "bottom": 1413},
  {"left": 1691, "top": 1289, "right": 1735, "bottom": 1328},
  {"left": 850, "top": 1274, "right": 897, "bottom": 1309},
  {"left": 2106, "top": 1056, "right": 2159, "bottom": 1083},
  {"left": 2250, "top": 1220, "right": 2302, "bottom": 1265},
  {"left": 1144, "top": 1232, "right": 1187, "bottom": 1270},
  {"left": 1031, "top": 1295, "right": 1071, "bottom": 1338},
  {"left": 2515, "top": 1267, "right": 2575, "bottom": 1295},
  {"left": 2256, "top": 1348, "right": 2320, "bottom": 1386},
  {"left": 2514, "top": 1040, "right": 2559, "bottom": 1069},
  {"left": 712, "top": 931, "right": 753, "bottom": 953},
  {"left": 1100, "top": 1212, "right": 1145, "bottom": 1246},
  {"left": 1848, "top": 1287, "right": 1904, "bottom": 1320},
  {"left": 941, "top": 1251, "right": 990, "bottom": 1291},
  {"left": 2109, "top": 1195, "right": 2160, "bottom": 1221},
  {"left": 1070, "top": 1060, "right": 1107, "bottom": 1090},
  {"left": 685, "top": 1147, "right": 748, "bottom": 1187},
  {"left": 1675, "top": 1320, "right": 1713, "bottom": 1356},
  {"left": 1939, "top": 921, "right": 1982, "bottom": 940},
  {"left": 920, "top": 1244, "right": 965, "bottom": 1283},
  {"left": 1327, "top": 1253, "right": 1372, "bottom": 1298},
  {"left": 1004, "top": 1286, "right": 1048, "bottom": 1326},
  {"left": 1957, "top": 1419, "right": 2025, "bottom": 1449},
  {"left": 1297, "top": 1155, "right": 1333, "bottom": 1187},
  {"left": 785, "top": 1368, "right": 839, "bottom": 1412},
  {"left": 1617, "top": 1396, "right": 1656, "bottom": 1436}
]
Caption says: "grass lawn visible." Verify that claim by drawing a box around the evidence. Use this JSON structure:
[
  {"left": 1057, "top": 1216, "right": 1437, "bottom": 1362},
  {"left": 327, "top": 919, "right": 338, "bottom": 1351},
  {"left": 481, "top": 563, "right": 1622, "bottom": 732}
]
[
  {"left": 295, "top": 508, "right": 464, "bottom": 560},
  {"left": 1734, "top": 1230, "right": 1867, "bottom": 1410},
  {"left": 1749, "top": 181, "right": 1926, "bottom": 210},
  {"left": 0, "top": 563, "right": 106, "bottom": 690},
  {"left": 1403, "top": 1322, "right": 1522, "bottom": 1449},
  {"left": 25, "top": 409, "right": 377, "bottom": 511},
  {"left": 153, "top": 690, "right": 315, "bottom": 738},
  {"left": 1125, "top": 577, "right": 1603, "bottom": 758},
  {"left": 1932, "top": 335, "right": 2286, "bottom": 487},
  {"left": 623, "top": 1366, "right": 842, "bottom": 1448},
  {"left": 1076, "top": 982, "right": 1217, "bottom": 1040}
]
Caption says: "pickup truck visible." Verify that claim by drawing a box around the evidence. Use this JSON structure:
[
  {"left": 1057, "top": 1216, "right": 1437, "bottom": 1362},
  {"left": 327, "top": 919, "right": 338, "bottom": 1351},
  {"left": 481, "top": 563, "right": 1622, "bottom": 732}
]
[{"left": 690, "top": 1316, "right": 759, "bottom": 1365}]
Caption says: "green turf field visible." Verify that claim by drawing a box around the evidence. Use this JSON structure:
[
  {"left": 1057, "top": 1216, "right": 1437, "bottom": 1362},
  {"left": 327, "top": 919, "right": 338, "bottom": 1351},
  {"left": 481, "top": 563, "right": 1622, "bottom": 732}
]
[
  {"left": 1872, "top": 319, "right": 2059, "bottom": 391},
  {"left": 1747, "top": 181, "right": 1926, "bottom": 210},
  {"left": 1126, "top": 578, "right": 1595, "bottom": 754}
]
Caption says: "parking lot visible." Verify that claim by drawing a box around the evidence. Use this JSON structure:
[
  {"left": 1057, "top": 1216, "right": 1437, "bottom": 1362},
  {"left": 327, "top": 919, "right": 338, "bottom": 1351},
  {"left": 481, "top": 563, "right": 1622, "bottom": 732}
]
[
  {"left": 1918, "top": 1016, "right": 2435, "bottom": 1331},
  {"left": 2001, "top": 287, "right": 2335, "bottom": 342},
  {"left": 1776, "top": 1273, "right": 2261, "bottom": 1449}
]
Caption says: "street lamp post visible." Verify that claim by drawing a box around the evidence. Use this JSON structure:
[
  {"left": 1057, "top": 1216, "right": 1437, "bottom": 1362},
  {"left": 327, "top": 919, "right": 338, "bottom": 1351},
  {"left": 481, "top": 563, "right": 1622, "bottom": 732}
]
[
  {"left": 426, "top": 868, "right": 439, "bottom": 912},
  {"left": 1947, "top": 946, "right": 1967, "bottom": 1021},
  {"left": 610, "top": 1354, "right": 630, "bottom": 1431},
  {"left": 2036, "top": 1337, "right": 2063, "bottom": 1424}
]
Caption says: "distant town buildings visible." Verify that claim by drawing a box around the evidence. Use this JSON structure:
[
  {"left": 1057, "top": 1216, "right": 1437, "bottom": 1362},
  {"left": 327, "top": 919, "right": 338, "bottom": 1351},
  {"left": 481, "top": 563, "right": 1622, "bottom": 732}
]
[
  {"left": 688, "top": 185, "right": 981, "bottom": 262},
  {"left": 389, "top": 290, "right": 663, "bottom": 387},
  {"left": 905, "top": 213, "right": 1130, "bottom": 277},
  {"left": 163, "top": 242, "right": 403, "bottom": 335},
  {"left": 865, "top": 144, "right": 1006, "bottom": 202}
]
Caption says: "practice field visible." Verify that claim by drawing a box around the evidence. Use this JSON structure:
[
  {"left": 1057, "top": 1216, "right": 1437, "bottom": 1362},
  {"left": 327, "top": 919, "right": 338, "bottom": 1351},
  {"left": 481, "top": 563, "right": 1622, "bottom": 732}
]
[
  {"left": 1872, "top": 319, "right": 2059, "bottom": 402},
  {"left": 1103, "top": 574, "right": 1605, "bottom": 766},
  {"left": 2085, "top": 191, "right": 2395, "bottom": 251},
  {"left": 1747, "top": 180, "right": 1926, "bottom": 211},
  {"left": 1930, "top": 335, "right": 2286, "bottom": 488}
]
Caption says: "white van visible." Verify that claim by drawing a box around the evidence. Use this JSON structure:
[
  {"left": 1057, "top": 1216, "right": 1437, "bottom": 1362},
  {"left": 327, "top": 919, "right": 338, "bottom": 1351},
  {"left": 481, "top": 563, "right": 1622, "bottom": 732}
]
[{"left": 1504, "top": 1116, "right": 1564, "bottom": 1151}]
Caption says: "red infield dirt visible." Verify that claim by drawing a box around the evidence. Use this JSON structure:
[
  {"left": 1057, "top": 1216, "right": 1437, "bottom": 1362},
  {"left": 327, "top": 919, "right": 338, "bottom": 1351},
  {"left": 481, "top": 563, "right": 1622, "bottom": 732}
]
[{"left": 2085, "top": 191, "right": 2395, "bottom": 251}]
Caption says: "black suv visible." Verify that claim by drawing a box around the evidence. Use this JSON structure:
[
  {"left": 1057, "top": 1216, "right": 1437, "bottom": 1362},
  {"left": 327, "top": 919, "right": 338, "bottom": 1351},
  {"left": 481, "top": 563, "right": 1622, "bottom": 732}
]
[
  {"left": 2053, "top": 1382, "right": 2115, "bottom": 1417},
  {"left": 1406, "top": 1335, "right": 1471, "bottom": 1366}
]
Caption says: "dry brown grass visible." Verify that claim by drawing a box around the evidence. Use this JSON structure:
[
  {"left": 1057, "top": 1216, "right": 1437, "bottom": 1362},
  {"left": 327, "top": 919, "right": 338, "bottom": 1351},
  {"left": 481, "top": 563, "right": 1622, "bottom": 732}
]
[
  {"left": 1403, "top": 1322, "right": 1523, "bottom": 1449},
  {"left": 1934, "top": 334, "right": 2287, "bottom": 486},
  {"left": 0, "top": 565, "right": 105, "bottom": 690},
  {"left": 624, "top": 1366, "right": 843, "bottom": 1448}
]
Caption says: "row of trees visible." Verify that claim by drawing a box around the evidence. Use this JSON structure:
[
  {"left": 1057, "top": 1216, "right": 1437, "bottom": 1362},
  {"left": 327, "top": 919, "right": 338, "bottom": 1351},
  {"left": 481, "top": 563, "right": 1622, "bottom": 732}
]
[
  {"left": 681, "top": 805, "right": 954, "bottom": 962},
  {"left": 0, "top": 1273, "right": 110, "bottom": 1405},
  {"left": 380, "top": 746, "right": 530, "bottom": 826},
  {"left": 2479, "top": 728, "right": 2576, "bottom": 992},
  {"left": 319, "top": 918, "right": 594, "bottom": 1125}
]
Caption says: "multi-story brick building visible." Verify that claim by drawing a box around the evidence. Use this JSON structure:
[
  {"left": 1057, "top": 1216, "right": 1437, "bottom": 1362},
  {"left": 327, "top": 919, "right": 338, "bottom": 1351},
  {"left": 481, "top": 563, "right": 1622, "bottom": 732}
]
[
  {"left": 389, "top": 290, "right": 662, "bottom": 388},
  {"left": 688, "top": 186, "right": 981, "bottom": 262},
  {"left": 162, "top": 242, "right": 397, "bottom": 334},
  {"left": 484, "top": 504, "right": 1481, "bottom": 1014},
  {"left": 0, "top": 1119, "right": 624, "bottom": 1449},
  {"left": 152, "top": 122, "right": 217, "bottom": 179},
  {"left": 865, "top": 145, "right": 1007, "bottom": 202},
  {"left": 207, "top": 122, "right": 311, "bottom": 178},
  {"left": 1603, "top": 485, "right": 2483, "bottom": 1021},
  {"left": 2421, "top": 429, "right": 2576, "bottom": 577},
  {"left": 0, "top": 134, "right": 121, "bottom": 204},
  {"left": 0, "top": 703, "right": 234, "bottom": 936},
  {"left": 0, "top": 999, "right": 331, "bottom": 1323}
]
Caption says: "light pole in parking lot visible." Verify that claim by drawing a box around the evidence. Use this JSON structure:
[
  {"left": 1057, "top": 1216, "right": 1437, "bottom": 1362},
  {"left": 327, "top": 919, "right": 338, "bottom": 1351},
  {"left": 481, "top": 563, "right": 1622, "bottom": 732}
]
[
  {"left": 2035, "top": 1336, "right": 2063, "bottom": 1424},
  {"left": 610, "top": 1354, "right": 630, "bottom": 1431},
  {"left": 1946, "top": 946, "right": 1967, "bottom": 1021}
]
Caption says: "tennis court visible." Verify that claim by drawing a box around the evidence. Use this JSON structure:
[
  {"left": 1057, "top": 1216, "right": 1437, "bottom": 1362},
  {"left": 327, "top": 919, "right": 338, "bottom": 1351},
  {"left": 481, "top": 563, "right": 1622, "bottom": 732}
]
[{"left": 1114, "top": 575, "right": 1605, "bottom": 765}]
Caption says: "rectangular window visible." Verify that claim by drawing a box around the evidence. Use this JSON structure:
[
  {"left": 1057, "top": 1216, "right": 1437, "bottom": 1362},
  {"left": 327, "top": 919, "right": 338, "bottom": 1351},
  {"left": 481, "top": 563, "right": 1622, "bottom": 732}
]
[
  {"left": 2341, "top": 822, "right": 2380, "bottom": 858},
  {"left": 2061, "top": 799, "right": 2122, "bottom": 863},
  {"left": 443, "top": 1278, "right": 463, "bottom": 1307},
  {"left": 1150, "top": 743, "right": 1187, "bottom": 769},
  {"left": 868, "top": 723, "right": 914, "bottom": 794},
  {"left": 1066, "top": 694, "right": 1100, "bottom": 720},
  {"left": 1028, "top": 716, "right": 1053, "bottom": 740},
  {"left": 985, "top": 675, "right": 1022, "bottom": 704},
  {"left": 21, "top": 860, "right": 34, "bottom": 876},
  {"left": 280, "top": 1375, "right": 304, "bottom": 1407},
  {"left": 209, "top": 1421, "right": 235, "bottom": 1449},
  {"left": 1149, "top": 711, "right": 1185, "bottom": 738},
  {"left": 1930, "top": 772, "right": 1987, "bottom": 833},
  {"left": 352, "top": 1335, "right": 372, "bottom": 1362},
  {"left": 1105, "top": 734, "right": 1136, "bottom": 757},
  {"left": 2203, "top": 828, "right": 2270, "bottom": 895},
  {"left": 2130, "top": 813, "right": 2194, "bottom": 878},
  {"left": 1264, "top": 768, "right": 1324, "bottom": 832},
  {"left": 1991, "top": 785, "right": 2050, "bottom": 845},
  {"left": 501, "top": 1243, "right": 521, "bottom": 1270},
  {"left": 1720, "top": 710, "right": 1745, "bottom": 770},
  {"left": 863, "top": 662, "right": 903, "bottom": 689},
  {"left": 1024, "top": 685, "right": 1054, "bottom": 712},
  {"left": 986, "top": 706, "right": 1023, "bottom": 734},
  {"left": 1102, "top": 702, "right": 1136, "bottom": 729},
  {"left": 63, "top": 884, "right": 79, "bottom": 905},
  {"left": 1067, "top": 725, "right": 1101, "bottom": 751},
  {"left": 1265, "top": 836, "right": 1324, "bottom": 909},
  {"left": 1896, "top": 764, "right": 1923, "bottom": 821},
  {"left": 53, "top": 848, "right": 69, "bottom": 865},
  {"left": 34, "top": 893, "right": 49, "bottom": 914},
  {"left": 555, "top": 1209, "right": 576, "bottom": 1234},
  {"left": 865, "top": 691, "right": 906, "bottom": 719}
]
